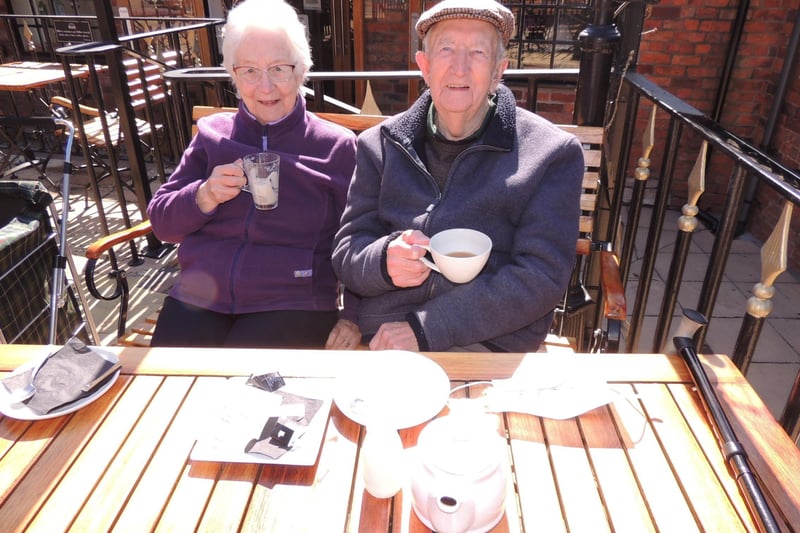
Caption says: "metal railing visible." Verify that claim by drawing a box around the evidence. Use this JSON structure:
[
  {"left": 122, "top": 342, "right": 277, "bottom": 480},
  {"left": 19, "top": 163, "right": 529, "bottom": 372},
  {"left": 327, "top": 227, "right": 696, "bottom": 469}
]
[
  {"left": 605, "top": 71, "right": 800, "bottom": 439},
  {"left": 163, "top": 67, "right": 580, "bottom": 152},
  {"left": 0, "top": 14, "right": 222, "bottom": 68}
]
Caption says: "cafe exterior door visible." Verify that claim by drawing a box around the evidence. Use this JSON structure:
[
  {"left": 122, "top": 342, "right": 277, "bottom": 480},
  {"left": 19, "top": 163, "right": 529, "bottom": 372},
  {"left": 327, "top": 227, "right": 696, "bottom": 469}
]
[{"left": 289, "top": 0, "right": 354, "bottom": 105}]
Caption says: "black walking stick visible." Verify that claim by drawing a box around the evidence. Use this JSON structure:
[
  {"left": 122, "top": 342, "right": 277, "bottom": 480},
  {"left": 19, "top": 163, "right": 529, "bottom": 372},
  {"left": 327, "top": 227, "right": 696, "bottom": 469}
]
[{"left": 672, "top": 309, "right": 780, "bottom": 533}]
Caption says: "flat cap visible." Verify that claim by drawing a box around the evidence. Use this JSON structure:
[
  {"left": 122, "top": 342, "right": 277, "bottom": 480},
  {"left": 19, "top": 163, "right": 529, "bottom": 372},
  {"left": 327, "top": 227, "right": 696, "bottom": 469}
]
[{"left": 416, "top": 0, "right": 515, "bottom": 46}]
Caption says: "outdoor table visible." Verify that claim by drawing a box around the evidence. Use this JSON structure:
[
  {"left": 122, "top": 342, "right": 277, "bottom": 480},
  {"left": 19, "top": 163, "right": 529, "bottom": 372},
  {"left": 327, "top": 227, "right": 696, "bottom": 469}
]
[
  {"left": 0, "top": 62, "right": 91, "bottom": 179},
  {"left": 1, "top": 345, "right": 798, "bottom": 532},
  {"left": 0, "top": 61, "right": 91, "bottom": 112}
]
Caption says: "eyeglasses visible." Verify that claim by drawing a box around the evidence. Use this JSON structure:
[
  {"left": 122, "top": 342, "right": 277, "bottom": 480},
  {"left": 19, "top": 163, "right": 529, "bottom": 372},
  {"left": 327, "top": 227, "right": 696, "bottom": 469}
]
[{"left": 233, "top": 64, "right": 296, "bottom": 84}]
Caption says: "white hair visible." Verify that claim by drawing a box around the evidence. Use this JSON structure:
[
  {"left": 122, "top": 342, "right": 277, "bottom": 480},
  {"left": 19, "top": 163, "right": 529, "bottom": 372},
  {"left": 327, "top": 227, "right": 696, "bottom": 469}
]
[{"left": 221, "top": 0, "right": 313, "bottom": 79}]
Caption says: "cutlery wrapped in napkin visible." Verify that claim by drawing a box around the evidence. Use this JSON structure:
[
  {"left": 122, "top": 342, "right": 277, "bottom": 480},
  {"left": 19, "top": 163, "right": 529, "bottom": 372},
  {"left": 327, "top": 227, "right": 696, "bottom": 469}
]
[{"left": 21, "top": 337, "right": 118, "bottom": 415}]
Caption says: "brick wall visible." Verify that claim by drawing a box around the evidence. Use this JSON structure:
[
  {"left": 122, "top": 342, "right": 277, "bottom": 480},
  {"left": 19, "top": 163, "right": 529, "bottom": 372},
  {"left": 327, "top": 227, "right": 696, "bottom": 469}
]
[{"left": 636, "top": 0, "right": 800, "bottom": 269}]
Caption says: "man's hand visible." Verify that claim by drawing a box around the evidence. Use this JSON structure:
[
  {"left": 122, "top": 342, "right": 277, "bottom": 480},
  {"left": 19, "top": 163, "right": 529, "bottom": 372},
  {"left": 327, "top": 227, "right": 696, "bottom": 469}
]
[
  {"left": 195, "top": 161, "right": 247, "bottom": 214},
  {"left": 386, "top": 229, "right": 432, "bottom": 287},
  {"left": 325, "top": 319, "right": 361, "bottom": 349},
  {"left": 369, "top": 321, "right": 420, "bottom": 351}
]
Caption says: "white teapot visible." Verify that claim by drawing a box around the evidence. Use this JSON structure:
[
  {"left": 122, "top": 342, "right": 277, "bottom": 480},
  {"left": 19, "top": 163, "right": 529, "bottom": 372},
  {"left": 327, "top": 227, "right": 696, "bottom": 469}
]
[{"left": 410, "top": 412, "right": 507, "bottom": 533}]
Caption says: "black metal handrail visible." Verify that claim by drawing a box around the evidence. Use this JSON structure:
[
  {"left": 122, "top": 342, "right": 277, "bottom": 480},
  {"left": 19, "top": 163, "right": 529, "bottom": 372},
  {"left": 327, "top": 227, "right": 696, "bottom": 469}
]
[
  {"left": 607, "top": 70, "right": 800, "bottom": 438},
  {"left": 0, "top": 14, "right": 222, "bottom": 67},
  {"left": 163, "top": 66, "right": 580, "bottom": 151}
]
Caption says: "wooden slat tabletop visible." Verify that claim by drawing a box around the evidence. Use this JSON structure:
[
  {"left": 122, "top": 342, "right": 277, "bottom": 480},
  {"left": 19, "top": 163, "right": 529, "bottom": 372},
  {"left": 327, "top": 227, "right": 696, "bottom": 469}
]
[
  {"left": 0, "top": 62, "right": 90, "bottom": 91},
  {"left": 1, "top": 346, "right": 798, "bottom": 532}
]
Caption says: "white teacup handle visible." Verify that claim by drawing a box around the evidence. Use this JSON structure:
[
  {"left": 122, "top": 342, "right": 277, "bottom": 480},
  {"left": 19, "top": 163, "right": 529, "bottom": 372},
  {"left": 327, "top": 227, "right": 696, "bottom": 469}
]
[
  {"left": 419, "top": 256, "right": 440, "bottom": 273},
  {"left": 417, "top": 244, "right": 440, "bottom": 272}
]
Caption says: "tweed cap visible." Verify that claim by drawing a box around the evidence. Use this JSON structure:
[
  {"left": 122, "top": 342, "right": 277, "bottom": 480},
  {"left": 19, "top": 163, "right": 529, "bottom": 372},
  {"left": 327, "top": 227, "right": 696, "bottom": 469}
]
[{"left": 416, "top": 0, "right": 515, "bottom": 46}]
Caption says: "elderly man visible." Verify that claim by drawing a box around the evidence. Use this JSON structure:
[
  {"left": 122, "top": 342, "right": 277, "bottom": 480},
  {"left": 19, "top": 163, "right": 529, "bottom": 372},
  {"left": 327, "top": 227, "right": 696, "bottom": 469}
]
[{"left": 332, "top": 0, "right": 584, "bottom": 352}]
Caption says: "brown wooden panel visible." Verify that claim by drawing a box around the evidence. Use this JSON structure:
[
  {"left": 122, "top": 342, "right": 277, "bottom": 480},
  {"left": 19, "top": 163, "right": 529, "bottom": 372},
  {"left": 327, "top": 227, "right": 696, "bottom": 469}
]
[
  {"left": 115, "top": 377, "right": 220, "bottom": 531},
  {"left": 315, "top": 112, "right": 388, "bottom": 132},
  {"left": 0, "top": 348, "right": 734, "bottom": 384},
  {"left": 668, "top": 383, "right": 761, "bottom": 530},
  {"left": 639, "top": 383, "right": 750, "bottom": 532},
  {"left": 507, "top": 412, "right": 566, "bottom": 532},
  {"left": 157, "top": 460, "right": 220, "bottom": 531},
  {"left": 543, "top": 416, "right": 610, "bottom": 531},
  {"left": 0, "top": 416, "right": 67, "bottom": 504},
  {"left": 583, "top": 172, "right": 599, "bottom": 189},
  {"left": 716, "top": 382, "right": 800, "bottom": 529},
  {"left": 610, "top": 383, "right": 701, "bottom": 531},
  {"left": 69, "top": 376, "right": 190, "bottom": 531},
  {"left": 580, "top": 192, "right": 597, "bottom": 212},
  {"left": 0, "top": 347, "right": 798, "bottom": 532},
  {"left": 200, "top": 461, "right": 261, "bottom": 530},
  {"left": 580, "top": 399, "right": 655, "bottom": 531},
  {"left": 243, "top": 405, "right": 361, "bottom": 531},
  {"left": 3, "top": 375, "right": 136, "bottom": 530}
]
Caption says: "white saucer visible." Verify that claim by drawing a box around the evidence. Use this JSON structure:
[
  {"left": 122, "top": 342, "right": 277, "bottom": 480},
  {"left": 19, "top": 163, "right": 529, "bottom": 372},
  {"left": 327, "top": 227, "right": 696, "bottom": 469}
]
[
  {"left": 0, "top": 347, "right": 120, "bottom": 420},
  {"left": 334, "top": 350, "right": 450, "bottom": 429}
]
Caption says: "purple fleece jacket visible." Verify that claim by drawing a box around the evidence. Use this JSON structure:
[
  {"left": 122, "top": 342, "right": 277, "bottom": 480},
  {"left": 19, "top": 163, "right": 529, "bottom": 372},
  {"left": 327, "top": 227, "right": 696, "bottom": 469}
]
[{"left": 147, "top": 96, "right": 358, "bottom": 320}]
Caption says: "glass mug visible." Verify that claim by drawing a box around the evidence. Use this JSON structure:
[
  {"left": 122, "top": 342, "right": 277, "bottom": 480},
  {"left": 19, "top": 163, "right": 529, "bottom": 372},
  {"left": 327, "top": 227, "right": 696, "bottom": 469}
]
[{"left": 241, "top": 152, "right": 280, "bottom": 210}]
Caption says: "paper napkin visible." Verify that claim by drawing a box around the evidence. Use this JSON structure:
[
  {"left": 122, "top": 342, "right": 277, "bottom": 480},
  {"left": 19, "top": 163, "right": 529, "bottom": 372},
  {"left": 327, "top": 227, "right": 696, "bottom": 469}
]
[{"left": 23, "top": 337, "right": 117, "bottom": 415}]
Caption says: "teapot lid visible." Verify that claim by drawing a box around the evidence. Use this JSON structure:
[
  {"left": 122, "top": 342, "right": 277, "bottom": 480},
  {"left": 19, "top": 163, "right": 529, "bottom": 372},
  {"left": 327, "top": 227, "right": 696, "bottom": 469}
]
[{"left": 418, "top": 414, "right": 501, "bottom": 475}]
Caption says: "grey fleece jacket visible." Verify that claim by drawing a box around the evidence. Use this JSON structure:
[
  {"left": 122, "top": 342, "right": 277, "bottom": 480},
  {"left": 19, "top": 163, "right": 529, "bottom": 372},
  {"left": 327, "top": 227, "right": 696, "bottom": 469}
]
[{"left": 332, "top": 84, "right": 584, "bottom": 352}]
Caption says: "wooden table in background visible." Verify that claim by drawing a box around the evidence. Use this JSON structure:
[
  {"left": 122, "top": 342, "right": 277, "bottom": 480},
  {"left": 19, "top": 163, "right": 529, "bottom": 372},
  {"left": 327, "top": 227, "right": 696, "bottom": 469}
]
[
  {"left": 1, "top": 346, "right": 798, "bottom": 532},
  {"left": 0, "top": 61, "right": 91, "bottom": 113}
]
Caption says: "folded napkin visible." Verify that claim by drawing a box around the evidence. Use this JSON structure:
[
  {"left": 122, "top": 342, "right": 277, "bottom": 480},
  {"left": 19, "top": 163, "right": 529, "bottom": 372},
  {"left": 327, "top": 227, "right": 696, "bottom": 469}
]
[
  {"left": 17, "top": 337, "right": 116, "bottom": 415},
  {"left": 482, "top": 354, "right": 616, "bottom": 420}
]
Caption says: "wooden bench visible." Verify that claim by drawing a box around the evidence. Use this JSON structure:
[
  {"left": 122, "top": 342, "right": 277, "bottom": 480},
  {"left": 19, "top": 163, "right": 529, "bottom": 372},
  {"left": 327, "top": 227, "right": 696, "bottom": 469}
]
[{"left": 87, "top": 109, "right": 623, "bottom": 351}]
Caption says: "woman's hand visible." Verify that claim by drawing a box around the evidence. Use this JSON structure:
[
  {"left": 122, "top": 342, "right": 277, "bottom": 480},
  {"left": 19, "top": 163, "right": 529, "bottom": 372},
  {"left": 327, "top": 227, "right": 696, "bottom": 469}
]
[
  {"left": 369, "top": 321, "right": 420, "bottom": 351},
  {"left": 195, "top": 161, "right": 247, "bottom": 214},
  {"left": 386, "top": 229, "right": 432, "bottom": 287},
  {"left": 325, "top": 318, "right": 362, "bottom": 350}
]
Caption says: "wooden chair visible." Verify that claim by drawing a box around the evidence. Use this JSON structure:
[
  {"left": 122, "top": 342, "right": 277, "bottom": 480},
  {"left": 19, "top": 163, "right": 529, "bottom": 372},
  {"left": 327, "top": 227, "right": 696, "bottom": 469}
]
[
  {"left": 85, "top": 109, "right": 624, "bottom": 350},
  {"left": 551, "top": 125, "right": 626, "bottom": 352},
  {"left": 50, "top": 52, "right": 177, "bottom": 193}
]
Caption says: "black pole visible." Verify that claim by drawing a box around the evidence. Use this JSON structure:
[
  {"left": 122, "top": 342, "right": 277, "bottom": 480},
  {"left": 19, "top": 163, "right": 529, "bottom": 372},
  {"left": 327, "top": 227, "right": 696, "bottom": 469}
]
[
  {"left": 92, "top": 0, "right": 164, "bottom": 254},
  {"left": 672, "top": 309, "right": 780, "bottom": 533},
  {"left": 574, "top": 0, "right": 620, "bottom": 126}
]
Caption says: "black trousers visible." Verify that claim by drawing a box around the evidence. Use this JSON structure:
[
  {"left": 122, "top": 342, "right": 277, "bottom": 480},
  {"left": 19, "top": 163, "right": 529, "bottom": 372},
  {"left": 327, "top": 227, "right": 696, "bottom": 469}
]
[{"left": 150, "top": 296, "right": 338, "bottom": 348}]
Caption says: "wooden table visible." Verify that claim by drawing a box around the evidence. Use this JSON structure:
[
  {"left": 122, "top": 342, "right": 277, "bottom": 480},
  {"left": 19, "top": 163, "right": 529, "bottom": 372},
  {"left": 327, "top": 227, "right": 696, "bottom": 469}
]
[
  {"left": 0, "top": 62, "right": 91, "bottom": 179},
  {"left": 0, "top": 61, "right": 91, "bottom": 118},
  {"left": 0, "top": 61, "right": 90, "bottom": 92},
  {"left": 1, "top": 346, "right": 799, "bottom": 532}
]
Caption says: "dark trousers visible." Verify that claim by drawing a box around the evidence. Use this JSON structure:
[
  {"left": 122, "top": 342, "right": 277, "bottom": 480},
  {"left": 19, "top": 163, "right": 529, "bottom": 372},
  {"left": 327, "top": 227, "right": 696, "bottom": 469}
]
[{"left": 150, "top": 296, "right": 338, "bottom": 348}]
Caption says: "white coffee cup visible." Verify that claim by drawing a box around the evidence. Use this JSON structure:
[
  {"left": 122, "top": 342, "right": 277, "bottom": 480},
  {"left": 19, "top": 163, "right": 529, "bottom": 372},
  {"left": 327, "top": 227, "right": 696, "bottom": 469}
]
[
  {"left": 242, "top": 152, "right": 280, "bottom": 210},
  {"left": 419, "top": 228, "right": 492, "bottom": 284}
]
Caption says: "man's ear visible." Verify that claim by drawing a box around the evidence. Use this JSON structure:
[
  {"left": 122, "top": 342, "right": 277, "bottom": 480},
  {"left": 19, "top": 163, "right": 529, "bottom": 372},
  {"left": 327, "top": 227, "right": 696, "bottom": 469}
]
[
  {"left": 416, "top": 50, "right": 430, "bottom": 84},
  {"left": 493, "top": 58, "right": 509, "bottom": 82}
]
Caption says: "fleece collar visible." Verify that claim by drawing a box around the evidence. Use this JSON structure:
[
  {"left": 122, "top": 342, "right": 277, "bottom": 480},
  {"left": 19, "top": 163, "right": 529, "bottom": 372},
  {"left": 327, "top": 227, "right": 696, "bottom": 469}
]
[
  {"left": 231, "top": 92, "right": 307, "bottom": 144},
  {"left": 385, "top": 84, "right": 516, "bottom": 151}
]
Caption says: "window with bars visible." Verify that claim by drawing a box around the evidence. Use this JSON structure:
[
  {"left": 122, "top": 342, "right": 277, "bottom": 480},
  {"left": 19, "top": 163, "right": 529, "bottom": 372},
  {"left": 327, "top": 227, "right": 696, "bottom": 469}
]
[
  {"left": 413, "top": 0, "right": 593, "bottom": 68},
  {"left": 505, "top": 0, "right": 592, "bottom": 69}
]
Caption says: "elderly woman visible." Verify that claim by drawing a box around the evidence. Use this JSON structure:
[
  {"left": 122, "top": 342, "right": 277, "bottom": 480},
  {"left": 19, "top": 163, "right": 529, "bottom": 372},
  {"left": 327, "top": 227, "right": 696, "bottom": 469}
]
[
  {"left": 332, "top": 0, "right": 584, "bottom": 352},
  {"left": 147, "top": 0, "right": 360, "bottom": 348}
]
